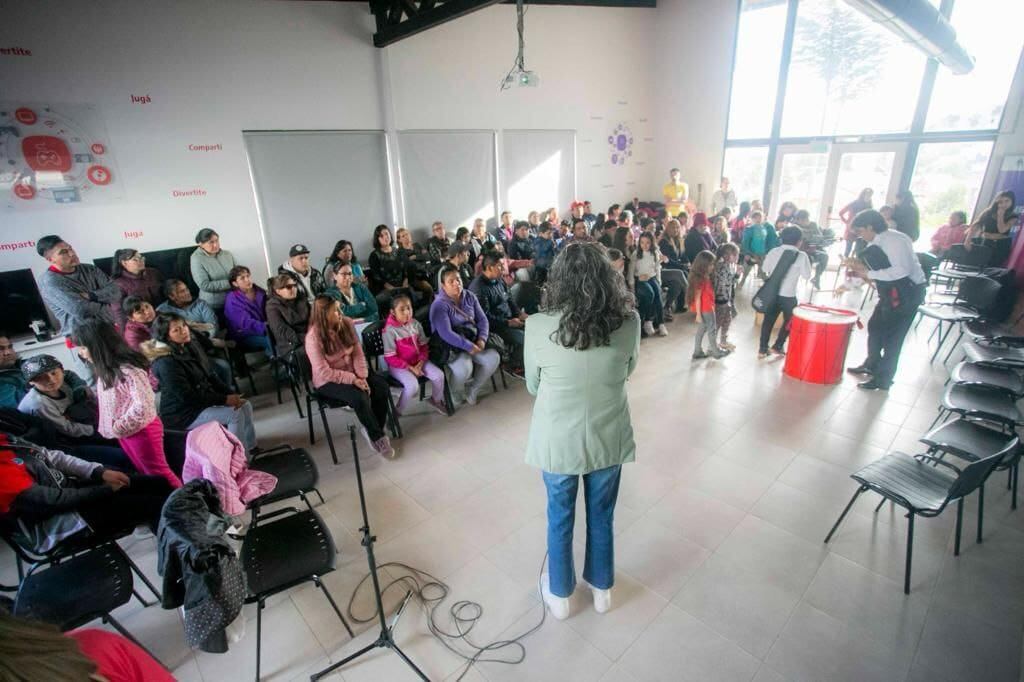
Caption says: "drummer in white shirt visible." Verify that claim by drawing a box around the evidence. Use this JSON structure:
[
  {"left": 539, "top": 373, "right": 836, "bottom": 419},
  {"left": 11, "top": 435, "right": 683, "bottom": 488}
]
[
  {"left": 759, "top": 226, "right": 813, "bottom": 358},
  {"left": 843, "top": 209, "right": 926, "bottom": 390}
]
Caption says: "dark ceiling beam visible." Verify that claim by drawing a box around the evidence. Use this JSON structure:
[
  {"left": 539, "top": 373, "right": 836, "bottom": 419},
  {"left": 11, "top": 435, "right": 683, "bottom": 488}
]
[
  {"left": 371, "top": 0, "right": 504, "bottom": 46},
  {"left": 499, "top": 0, "right": 655, "bottom": 6}
]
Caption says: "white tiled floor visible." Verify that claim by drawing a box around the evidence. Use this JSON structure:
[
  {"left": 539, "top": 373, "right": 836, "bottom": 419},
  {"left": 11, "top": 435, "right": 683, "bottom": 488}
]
[{"left": 5, "top": 278, "right": 1024, "bottom": 682}]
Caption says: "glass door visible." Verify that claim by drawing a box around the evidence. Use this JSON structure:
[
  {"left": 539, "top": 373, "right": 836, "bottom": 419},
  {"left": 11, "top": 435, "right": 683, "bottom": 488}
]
[
  {"left": 772, "top": 145, "right": 831, "bottom": 222},
  {"left": 821, "top": 143, "right": 905, "bottom": 237}
]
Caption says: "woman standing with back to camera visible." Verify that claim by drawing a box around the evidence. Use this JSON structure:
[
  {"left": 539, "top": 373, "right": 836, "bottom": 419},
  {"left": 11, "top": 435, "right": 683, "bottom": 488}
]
[{"left": 525, "top": 241, "right": 640, "bottom": 620}]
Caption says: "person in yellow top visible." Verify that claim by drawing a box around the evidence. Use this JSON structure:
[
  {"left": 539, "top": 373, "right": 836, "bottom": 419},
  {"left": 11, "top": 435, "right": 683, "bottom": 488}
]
[{"left": 663, "top": 168, "right": 689, "bottom": 218}]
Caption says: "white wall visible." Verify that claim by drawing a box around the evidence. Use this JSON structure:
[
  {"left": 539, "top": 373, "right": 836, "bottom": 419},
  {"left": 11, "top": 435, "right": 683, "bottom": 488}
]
[
  {"left": 652, "top": 0, "right": 740, "bottom": 211},
  {"left": 1, "top": 0, "right": 662, "bottom": 286}
]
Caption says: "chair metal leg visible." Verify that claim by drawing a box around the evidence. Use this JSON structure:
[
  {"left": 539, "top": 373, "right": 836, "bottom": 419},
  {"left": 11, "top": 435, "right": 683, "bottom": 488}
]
[
  {"left": 1013, "top": 464, "right": 1019, "bottom": 511},
  {"left": 314, "top": 575, "right": 355, "bottom": 639},
  {"left": 929, "top": 407, "right": 946, "bottom": 430},
  {"left": 319, "top": 406, "right": 339, "bottom": 465},
  {"left": 132, "top": 588, "right": 153, "bottom": 608},
  {"left": 825, "top": 487, "right": 866, "bottom": 543},
  {"left": 385, "top": 390, "right": 402, "bottom": 439},
  {"left": 875, "top": 497, "right": 888, "bottom": 513},
  {"left": 289, "top": 380, "right": 304, "bottom": 419},
  {"left": 313, "top": 487, "right": 326, "bottom": 505},
  {"left": 499, "top": 366, "right": 508, "bottom": 389},
  {"left": 273, "top": 363, "right": 284, "bottom": 405},
  {"left": 904, "top": 513, "right": 915, "bottom": 595},
  {"left": 255, "top": 599, "right": 264, "bottom": 682},
  {"left": 106, "top": 613, "right": 165, "bottom": 669},
  {"left": 943, "top": 329, "right": 964, "bottom": 364},
  {"left": 977, "top": 483, "right": 985, "bottom": 544},
  {"left": 955, "top": 498, "right": 964, "bottom": 556},
  {"left": 120, "top": 547, "right": 161, "bottom": 602},
  {"left": 307, "top": 397, "right": 316, "bottom": 445}
]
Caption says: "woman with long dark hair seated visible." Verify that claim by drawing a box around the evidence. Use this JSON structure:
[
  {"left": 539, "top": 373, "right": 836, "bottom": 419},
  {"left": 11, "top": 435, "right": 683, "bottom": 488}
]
[
  {"left": 322, "top": 239, "right": 368, "bottom": 287},
  {"left": 525, "top": 241, "right": 639, "bottom": 620},
  {"left": 305, "top": 295, "right": 396, "bottom": 458},
  {"left": 149, "top": 313, "right": 258, "bottom": 452}
]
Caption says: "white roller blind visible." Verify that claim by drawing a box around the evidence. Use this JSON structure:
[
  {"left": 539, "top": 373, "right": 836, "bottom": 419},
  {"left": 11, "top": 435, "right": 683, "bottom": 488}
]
[
  {"left": 501, "top": 130, "right": 576, "bottom": 219},
  {"left": 398, "top": 131, "right": 496, "bottom": 240},
  {"left": 244, "top": 131, "right": 390, "bottom": 272}
]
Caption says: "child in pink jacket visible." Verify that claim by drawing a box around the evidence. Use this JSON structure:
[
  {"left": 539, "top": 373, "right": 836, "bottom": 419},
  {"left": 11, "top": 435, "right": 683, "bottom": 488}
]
[
  {"left": 382, "top": 294, "right": 447, "bottom": 416},
  {"left": 76, "top": 320, "right": 182, "bottom": 489}
]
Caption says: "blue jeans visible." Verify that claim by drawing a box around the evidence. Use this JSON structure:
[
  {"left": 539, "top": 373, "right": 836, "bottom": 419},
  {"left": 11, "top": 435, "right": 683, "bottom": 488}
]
[
  {"left": 635, "top": 280, "right": 664, "bottom": 326},
  {"left": 187, "top": 401, "right": 257, "bottom": 452},
  {"left": 542, "top": 464, "right": 621, "bottom": 597}
]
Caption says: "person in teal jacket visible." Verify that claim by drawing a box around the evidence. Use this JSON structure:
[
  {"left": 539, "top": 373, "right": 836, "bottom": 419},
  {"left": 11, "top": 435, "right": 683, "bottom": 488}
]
[
  {"left": 524, "top": 241, "right": 639, "bottom": 621},
  {"left": 323, "top": 261, "right": 380, "bottom": 323},
  {"left": 739, "top": 210, "right": 779, "bottom": 284},
  {"left": 0, "top": 333, "right": 28, "bottom": 409}
]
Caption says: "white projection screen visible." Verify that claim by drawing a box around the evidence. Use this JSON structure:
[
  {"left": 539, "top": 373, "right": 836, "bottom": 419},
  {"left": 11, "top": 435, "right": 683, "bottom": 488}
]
[
  {"left": 398, "top": 131, "right": 496, "bottom": 240},
  {"left": 244, "top": 130, "right": 391, "bottom": 270},
  {"left": 500, "top": 130, "right": 576, "bottom": 219}
]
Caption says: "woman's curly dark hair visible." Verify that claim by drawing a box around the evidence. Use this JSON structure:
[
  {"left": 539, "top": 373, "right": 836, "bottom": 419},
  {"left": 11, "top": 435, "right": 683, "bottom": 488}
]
[{"left": 542, "top": 241, "right": 634, "bottom": 350}]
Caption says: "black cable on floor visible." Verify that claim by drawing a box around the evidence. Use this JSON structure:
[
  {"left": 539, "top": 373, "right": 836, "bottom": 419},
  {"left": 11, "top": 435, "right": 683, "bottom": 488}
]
[{"left": 344, "top": 555, "right": 549, "bottom": 681}]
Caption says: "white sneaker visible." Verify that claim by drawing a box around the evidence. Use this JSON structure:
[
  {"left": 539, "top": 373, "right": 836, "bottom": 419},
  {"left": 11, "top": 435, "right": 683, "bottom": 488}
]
[
  {"left": 642, "top": 321, "right": 656, "bottom": 336},
  {"left": 465, "top": 387, "right": 479, "bottom": 406},
  {"left": 590, "top": 585, "right": 612, "bottom": 613},
  {"left": 540, "top": 573, "right": 570, "bottom": 620},
  {"left": 373, "top": 436, "right": 396, "bottom": 459},
  {"left": 656, "top": 324, "right": 668, "bottom": 337}
]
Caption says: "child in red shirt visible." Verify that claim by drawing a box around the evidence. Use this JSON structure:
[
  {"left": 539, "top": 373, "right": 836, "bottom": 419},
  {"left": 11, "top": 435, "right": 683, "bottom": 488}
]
[{"left": 687, "top": 251, "right": 731, "bottom": 360}]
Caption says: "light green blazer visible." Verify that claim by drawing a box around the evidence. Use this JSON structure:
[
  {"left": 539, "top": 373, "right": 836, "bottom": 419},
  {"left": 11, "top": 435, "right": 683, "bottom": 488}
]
[{"left": 524, "top": 311, "right": 640, "bottom": 475}]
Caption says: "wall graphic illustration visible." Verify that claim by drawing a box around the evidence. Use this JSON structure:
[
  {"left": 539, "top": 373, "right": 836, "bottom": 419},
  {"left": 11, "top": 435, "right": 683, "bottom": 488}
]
[
  {"left": 1, "top": 103, "right": 123, "bottom": 210},
  {"left": 608, "top": 123, "right": 633, "bottom": 166}
]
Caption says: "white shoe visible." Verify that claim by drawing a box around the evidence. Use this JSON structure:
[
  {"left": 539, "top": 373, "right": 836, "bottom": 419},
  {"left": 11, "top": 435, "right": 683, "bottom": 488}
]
[
  {"left": 465, "top": 387, "right": 479, "bottom": 406},
  {"left": 373, "top": 436, "right": 396, "bottom": 459},
  {"left": 656, "top": 324, "right": 668, "bottom": 337},
  {"left": 540, "top": 573, "right": 570, "bottom": 620},
  {"left": 590, "top": 585, "right": 612, "bottom": 613},
  {"left": 642, "top": 321, "right": 656, "bottom": 336}
]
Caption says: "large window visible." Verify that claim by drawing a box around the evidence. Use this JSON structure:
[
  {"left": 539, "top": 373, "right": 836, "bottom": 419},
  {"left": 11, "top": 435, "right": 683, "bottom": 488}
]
[
  {"left": 925, "top": 0, "right": 1024, "bottom": 132},
  {"left": 781, "top": 0, "right": 927, "bottom": 137},
  {"left": 911, "top": 141, "right": 994, "bottom": 244},
  {"left": 723, "top": 0, "right": 1020, "bottom": 227},
  {"left": 722, "top": 146, "right": 770, "bottom": 206},
  {"left": 726, "top": 1, "right": 788, "bottom": 140}
]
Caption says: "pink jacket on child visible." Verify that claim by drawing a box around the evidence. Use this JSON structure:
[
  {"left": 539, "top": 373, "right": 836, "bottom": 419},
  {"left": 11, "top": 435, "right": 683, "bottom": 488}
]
[
  {"left": 382, "top": 313, "right": 429, "bottom": 370},
  {"left": 95, "top": 365, "right": 158, "bottom": 439},
  {"left": 182, "top": 421, "right": 278, "bottom": 516}
]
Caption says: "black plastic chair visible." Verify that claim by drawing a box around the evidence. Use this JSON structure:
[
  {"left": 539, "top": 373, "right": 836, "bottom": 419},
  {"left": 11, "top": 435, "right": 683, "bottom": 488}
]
[
  {"left": 824, "top": 450, "right": 1005, "bottom": 593},
  {"left": 241, "top": 507, "right": 354, "bottom": 682},
  {"left": 933, "top": 244, "right": 992, "bottom": 290},
  {"left": 247, "top": 445, "right": 325, "bottom": 522},
  {"left": 13, "top": 543, "right": 163, "bottom": 665},
  {"left": 917, "top": 275, "right": 1001, "bottom": 363},
  {"left": 360, "top": 320, "right": 455, "bottom": 433},
  {"left": 963, "top": 339, "right": 1024, "bottom": 369},
  {"left": 947, "top": 360, "right": 1024, "bottom": 399},
  {"left": 265, "top": 328, "right": 305, "bottom": 419},
  {"left": 920, "top": 417, "right": 1021, "bottom": 512},
  {"left": 929, "top": 383, "right": 1023, "bottom": 431}
]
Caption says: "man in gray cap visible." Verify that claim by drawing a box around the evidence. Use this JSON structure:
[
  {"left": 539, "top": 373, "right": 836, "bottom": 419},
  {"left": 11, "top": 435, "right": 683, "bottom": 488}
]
[{"left": 279, "top": 243, "right": 327, "bottom": 301}]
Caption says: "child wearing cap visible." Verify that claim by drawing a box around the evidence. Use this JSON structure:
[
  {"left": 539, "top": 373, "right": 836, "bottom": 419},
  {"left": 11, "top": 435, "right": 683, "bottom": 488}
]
[{"left": 17, "top": 355, "right": 100, "bottom": 441}]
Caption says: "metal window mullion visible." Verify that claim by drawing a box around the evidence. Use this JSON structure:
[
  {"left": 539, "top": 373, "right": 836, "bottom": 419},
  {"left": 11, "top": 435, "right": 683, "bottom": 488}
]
[{"left": 762, "top": 0, "right": 800, "bottom": 211}]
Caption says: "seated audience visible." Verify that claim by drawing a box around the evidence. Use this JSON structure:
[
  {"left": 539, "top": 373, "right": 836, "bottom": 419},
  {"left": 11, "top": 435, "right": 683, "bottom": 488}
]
[
  {"left": 474, "top": 242, "right": 515, "bottom": 286},
  {"left": 149, "top": 313, "right": 257, "bottom": 453},
  {"left": 567, "top": 219, "right": 592, "bottom": 245},
  {"left": 75, "top": 320, "right": 182, "bottom": 488},
  {"left": 110, "top": 248, "right": 164, "bottom": 312},
  {"left": 582, "top": 200, "right": 597, "bottom": 226},
  {"left": 17, "top": 355, "right": 99, "bottom": 443},
  {"left": 658, "top": 218, "right": 689, "bottom": 314},
  {"left": 793, "top": 209, "right": 830, "bottom": 288},
  {"left": 382, "top": 294, "right": 447, "bottom": 416},
  {"left": 612, "top": 227, "right": 637, "bottom": 287},
  {"left": 440, "top": 241, "right": 474, "bottom": 290},
  {"left": 930, "top": 211, "right": 970, "bottom": 258},
  {"left": 598, "top": 219, "right": 618, "bottom": 248},
  {"left": 265, "top": 273, "right": 311, "bottom": 360},
  {"left": 189, "top": 228, "right": 236, "bottom": 311},
  {"left": 306, "top": 296, "right": 395, "bottom": 458},
  {"left": 36, "top": 235, "right": 122, "bottom": 383},
  {"left": 470, "top": 253, "right": 528, "bottom": 372},
  {"left": 470, "top": 218, "right": 496, "bottom": 263},
  {"left": 427, "top": 221, "right": 451, "bottom": 265},
  {"left": 122, "top": 296, "right": 156, "bottom": 350},
  {"left": 224, "top": 266, "right": 272, "bottom": 354},
  {"left": 0, "top": 333, "right": 28, "bottom": 409},
  {"left": 0, "top": 431, "right": 172, "bottom": 554},
  {"left": 279, "top": 243, "right": 327, "bottom": 301},
  {"left": 684, "top": 213, "right": 717, "bottom": 262},
  {"left": 608, "top": 248, "right": 626, "bottom": 278},
  {"left": 322, "top": 239, "right": 368, "bottom": 287},
  {"left": 368, "top": 224, "right": 410, "bottom": 300},
  {"left": 508, "top": 221, "right": 536, "bottom": 264},
  {"left": 156, "top": 279, "right": 219, "bottom": 337},
  {"left": 497, "top": 211, "right": 515, "bottom": 245},
  {"left": 731, "top": 201, "right": 752, "bottom": 243},
  {"left": 739, "top": 210, "right": 777, "bottom": 285},
  {"left": 532, "top": 222, "right": 556, "bottom": 283},
  {"left": 634, "top": 233, "right": 668, "bottom": 337},
  {"left": 429, "top": 265, "right": 500, "bottom": 406},
  {"left": 0, "top": 611, "right": 173, "bottom": 682},
  {"left": 325, "top": 261, "right": 380, "bottom": 323},
  {"left": 710, "top": 215, "right": 731, "bottom": 246},
  {"left": 396, "top": 226, "right": 435, "bottom": 299}
]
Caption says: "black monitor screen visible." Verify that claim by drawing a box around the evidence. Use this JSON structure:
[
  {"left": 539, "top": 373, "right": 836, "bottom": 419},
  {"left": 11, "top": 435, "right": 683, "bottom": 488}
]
[{"left": 0, "top": 269, "right": 50, "bottom": 336}]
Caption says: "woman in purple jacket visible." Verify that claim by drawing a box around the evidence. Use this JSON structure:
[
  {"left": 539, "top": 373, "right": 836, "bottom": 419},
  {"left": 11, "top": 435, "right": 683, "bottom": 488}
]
[
  {"left": 428, "top": 265, "right": 500, "bottom": 406},
  {"left": 224, "top": 266, "right": 271, "bottom": 355}
]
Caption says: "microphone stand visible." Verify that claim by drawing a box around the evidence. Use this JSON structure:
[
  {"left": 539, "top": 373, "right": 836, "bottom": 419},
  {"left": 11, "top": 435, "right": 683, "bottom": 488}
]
[{"left": 310, "top": 426, "right": 428, "bottom": 681}]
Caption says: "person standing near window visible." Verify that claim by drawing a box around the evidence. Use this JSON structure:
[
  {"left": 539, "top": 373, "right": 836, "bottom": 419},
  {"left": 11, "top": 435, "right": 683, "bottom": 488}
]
[
  {"left": 838, "top": 188, "right": 874, "bottom": 257},
  {"left": 525, "top": 242, "right": 639, "bottom": 620},
  {"left": 662, "top": 168, "right": 689, "bottom": 219},
  {"left": 710, "top": 177, "right": 738, "bottom": 216},
  {"left": 892, "top": 191, "right": 921, "bottom": 243}
]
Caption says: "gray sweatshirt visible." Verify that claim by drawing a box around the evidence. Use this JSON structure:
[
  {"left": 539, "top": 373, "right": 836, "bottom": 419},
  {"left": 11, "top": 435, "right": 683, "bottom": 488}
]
[
  {"left": 18, "top": 384, "right": 96, "bottom": 438},
  {"left": 189, "top": 248, "right": 236, "bottom": 309},
  {"left": 37, "top": 263, "right": 121, "bottom": 336}
]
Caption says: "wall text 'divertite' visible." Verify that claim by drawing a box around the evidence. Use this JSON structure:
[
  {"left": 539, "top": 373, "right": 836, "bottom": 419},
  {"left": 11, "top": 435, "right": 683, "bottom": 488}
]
[{"left": 172, "top": 189, "right": 207, "bottom": 197}]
